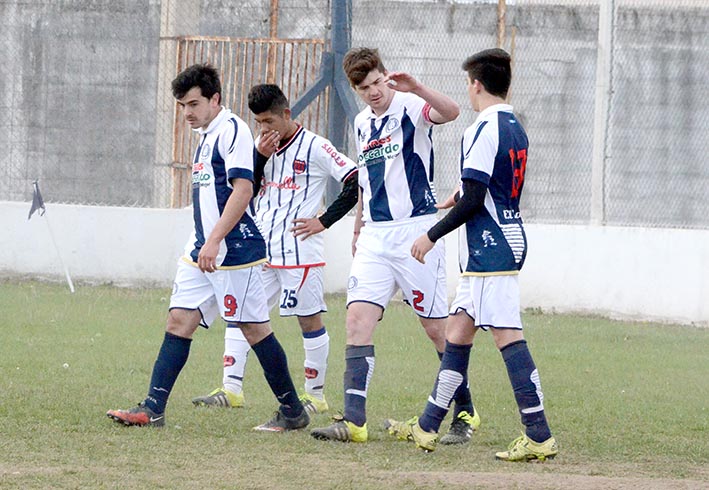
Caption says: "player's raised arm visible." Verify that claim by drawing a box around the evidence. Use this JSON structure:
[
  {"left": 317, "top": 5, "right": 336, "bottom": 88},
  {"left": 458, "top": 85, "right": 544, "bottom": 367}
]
[{"left": 384, "top": 71, "right": 460, "bottom": 124}]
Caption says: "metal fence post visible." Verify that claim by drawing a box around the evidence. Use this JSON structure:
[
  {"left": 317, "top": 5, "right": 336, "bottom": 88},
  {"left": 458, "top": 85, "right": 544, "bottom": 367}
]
[{"left": 591, "top": 0, "right": 615, "bottom": 225}]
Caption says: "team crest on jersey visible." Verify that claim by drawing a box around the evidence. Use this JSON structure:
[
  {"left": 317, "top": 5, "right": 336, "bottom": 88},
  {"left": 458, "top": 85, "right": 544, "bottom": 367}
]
[
  {"left": 385, "top": 118, "right": 400, "bottom": 132},
  {"left": 293, "top": 159, "right": 306, "bottom": 174},
  {"left": 482, "top": 230, "right": 497, "bottom": 247},
  {"left": 200, "top": 144, "right": 211, "bottom": 158}
]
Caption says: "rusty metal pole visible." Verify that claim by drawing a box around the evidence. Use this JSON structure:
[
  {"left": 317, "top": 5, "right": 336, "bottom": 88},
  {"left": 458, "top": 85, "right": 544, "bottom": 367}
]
[
  {"left": 497, "top": 0, "right": 506, "bottom": 49},
  {"left": 267, "top": 0, "right": 279, "bottom": 83}
]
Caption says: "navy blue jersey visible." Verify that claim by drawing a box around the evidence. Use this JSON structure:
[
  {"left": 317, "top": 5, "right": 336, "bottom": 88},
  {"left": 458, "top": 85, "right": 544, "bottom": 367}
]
[{"left": 460, "top": 104, "right": 528, "bottom": 275}]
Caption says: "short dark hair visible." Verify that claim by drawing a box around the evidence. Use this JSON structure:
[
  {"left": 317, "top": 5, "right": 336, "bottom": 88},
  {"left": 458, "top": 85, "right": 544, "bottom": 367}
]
[
  {"left": 462, "top": 49, "right": 512, "bottom": 98},
  {"left": 342, "top": 47, "right": 387, "bottom": 86},
  {"left": 171, "top": 63, "right": 222, "bottom": 102},
  {"left": 248, "top": 84, "right": 290, "bottom": 115}
]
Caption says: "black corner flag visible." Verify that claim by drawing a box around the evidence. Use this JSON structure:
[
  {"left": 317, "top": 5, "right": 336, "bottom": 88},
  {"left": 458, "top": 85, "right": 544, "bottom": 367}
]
[{"left": 28, "top": 180, "right": 46, "bottom": 220}]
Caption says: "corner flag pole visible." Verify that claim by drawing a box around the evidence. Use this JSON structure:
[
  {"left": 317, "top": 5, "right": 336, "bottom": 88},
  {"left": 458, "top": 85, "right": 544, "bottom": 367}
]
[{"left": 28, "top": 180, "right": 75, "bottom": 293}]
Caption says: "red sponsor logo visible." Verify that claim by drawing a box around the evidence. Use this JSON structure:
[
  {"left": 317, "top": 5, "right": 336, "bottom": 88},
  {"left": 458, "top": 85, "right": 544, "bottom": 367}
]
[
  {"left": 322, "top": 143, "right": 348, "bottom": 167},
  {"left": 304, "top": 367, "right": 319, "bottom": 379},
  {"left": 264, "top": 176, "right": 301, "bottom": 190},
  {"left": 293, "top": 159, "right": 306, "bottom": 174},
  {"left": 193, "top": 162, "right": 205, "bottom": 172},
  {"left": 362, "top": 135, "right": 391, "bottom": 152},
  {"left": 223, "top": 355, "right": 236, "bottom": 367}
]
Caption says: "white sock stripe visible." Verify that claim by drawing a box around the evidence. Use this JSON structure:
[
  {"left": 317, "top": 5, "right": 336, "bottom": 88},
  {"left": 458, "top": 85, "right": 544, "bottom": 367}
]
[
  {"left": 530, "top": 368, "right": 544, "bottom": 409},
  {"left": 346, "top": 389, "right": 368, "bottom": 398},
  {"left": 431, "top": 369, "right": 464, "bottom": 409},
  {"left": 364, "top": 356, "right": 375, "bottom": 391},
  {"left": 521, "top": 405, "right": 544, "bottom": 414}
]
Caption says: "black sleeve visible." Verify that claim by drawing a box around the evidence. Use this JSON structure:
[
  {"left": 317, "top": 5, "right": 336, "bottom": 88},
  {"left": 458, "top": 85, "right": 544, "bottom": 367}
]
[
  {"left": 318, "top": 171, "right": 359, "bottom": 229},
  {"left": 427, "top": 179, "right": 487, "bottom": 242},
  {"left": 252, "top": 149, "right": 269, "bottom": 197}
]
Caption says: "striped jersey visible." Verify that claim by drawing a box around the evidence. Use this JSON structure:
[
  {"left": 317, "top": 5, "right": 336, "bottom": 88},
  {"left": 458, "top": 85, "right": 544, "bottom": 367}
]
[
  {"left": 460, "top": 103, "right": 528, "bottom": 275},
  {"left": 253, "top": 125, "right": 357, "bottom": 267},
  {"left": 353, "top": 91, "right": 438, "bottom": 223},
  {"left": 184, "top": 107, "right": 266, "bottom": 268}
]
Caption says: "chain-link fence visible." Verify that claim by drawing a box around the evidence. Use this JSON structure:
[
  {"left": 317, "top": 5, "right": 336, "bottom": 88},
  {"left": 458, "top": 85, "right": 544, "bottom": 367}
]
[{"left": 2, "top": 0, "right": 707, "bottom": 228}]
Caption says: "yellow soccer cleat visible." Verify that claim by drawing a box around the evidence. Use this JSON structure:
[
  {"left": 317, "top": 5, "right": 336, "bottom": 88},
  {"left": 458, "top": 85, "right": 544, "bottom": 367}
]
[
  {"left": 439, "top": 408, "right": 481, "bottom": 445},
  {"left": 299, "top": 393, "right": 329, "bottom": 415},
  {"left": 311, "top": 414, "right": 368, "bottom": 443},
  {"left": 383, "top": 416, "right": 438, "bottom": 452},
  {"left": 495, "top": 433, "right": 558, "bottom": 462},
  {"left": 191, "top": 387, "right": 245, "bottom": 408}
]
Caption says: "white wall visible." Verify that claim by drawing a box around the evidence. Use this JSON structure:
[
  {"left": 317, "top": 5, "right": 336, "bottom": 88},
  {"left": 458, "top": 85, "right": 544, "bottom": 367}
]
[{"left": 6, "top": 202, "right": 708, "bottom": 326}]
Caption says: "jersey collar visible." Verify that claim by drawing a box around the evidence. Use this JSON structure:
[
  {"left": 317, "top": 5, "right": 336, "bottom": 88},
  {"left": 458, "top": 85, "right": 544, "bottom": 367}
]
[
  {"left": 275, "top": 124, "right": 303, "bottom": 155},
  {"left": 477, "top": 103, "right": 513, "bottom": 120},
  {"left": 366, "top": 91, "right": 403, "bottom": 120},
  {"left": 196, "top": 106, "right": 230, "bottom": 135}
]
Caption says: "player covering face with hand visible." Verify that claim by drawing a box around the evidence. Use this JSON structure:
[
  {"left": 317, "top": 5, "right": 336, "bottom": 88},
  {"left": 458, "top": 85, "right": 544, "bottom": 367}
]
[
  {"left": 384, "top": 48, "right": 558, "bottom": 461},
  {"left": 191, "top": 84, "right": 359, "bottom": 419}
]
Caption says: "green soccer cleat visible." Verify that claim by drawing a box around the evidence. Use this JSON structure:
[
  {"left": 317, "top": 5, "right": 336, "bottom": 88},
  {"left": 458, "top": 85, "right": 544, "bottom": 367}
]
[
  {"left": 383, "top": 416, "right": 438, "bottom": 452},
  {"left": 253, "top": 409, "right": 310, "bottom": 432},
  {"left": 299, "top": 393, "right": 329, "bottom": 415},
  {"left": 191, "top": 387, "right": 244, "bottom": 408},
  {"left": 439, "top": 408, "right": 481, "bottom": 445},
  {"left": 495, "top": 433, "right": 558, "bottom": 462},
  {"left": 311, "top": 415, "right": 368, "bottom": 443}
]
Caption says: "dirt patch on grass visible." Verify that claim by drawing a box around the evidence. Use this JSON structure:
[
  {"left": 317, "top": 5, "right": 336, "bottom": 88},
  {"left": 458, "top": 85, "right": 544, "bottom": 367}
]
[{"left": 388, "top": 469, "right": 708, "bottom": 490}]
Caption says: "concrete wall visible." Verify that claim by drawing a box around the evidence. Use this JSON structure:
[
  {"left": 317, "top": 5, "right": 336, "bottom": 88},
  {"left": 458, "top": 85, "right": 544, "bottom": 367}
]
[
  {"left": 5, "top": 202, "right": 707, "bottom": 326},
  {"left": 2, "top": 1, "right": 707, "bottom": 230}
]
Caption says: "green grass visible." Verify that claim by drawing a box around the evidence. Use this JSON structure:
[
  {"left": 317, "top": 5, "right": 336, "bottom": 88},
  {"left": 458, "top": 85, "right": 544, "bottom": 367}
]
[{"left": 0, "top": 280, "right": 707, "bottom": 489}]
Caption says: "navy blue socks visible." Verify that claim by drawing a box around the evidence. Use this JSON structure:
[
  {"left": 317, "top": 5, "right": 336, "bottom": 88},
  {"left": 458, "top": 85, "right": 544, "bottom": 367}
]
[
  {"left": 419, "top": 342, "right": 472, "bottom": 433},
  {"left": 501, "top": 339, "right": 552, "bottom": 443},
  {"left": 343, "top": 345, "right": 375, "bottom": 427},
  {"left": 251, "top": 332, "right": 303, "bottom": 418},
  {"left": 145, "top": 332, "right": 192, "bottom": 414}
]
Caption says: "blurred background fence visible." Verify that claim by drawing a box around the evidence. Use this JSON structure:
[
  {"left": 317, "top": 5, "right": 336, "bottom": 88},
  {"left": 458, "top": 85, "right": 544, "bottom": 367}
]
[{"left": 1, "top": 0, "right": 707, "bottom": 228}]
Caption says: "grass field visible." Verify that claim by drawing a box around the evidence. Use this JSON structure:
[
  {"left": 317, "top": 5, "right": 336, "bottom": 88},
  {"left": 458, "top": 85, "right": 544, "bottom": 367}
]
[{"left": 1, "top": 280, "right": 707, "bottom": 489}]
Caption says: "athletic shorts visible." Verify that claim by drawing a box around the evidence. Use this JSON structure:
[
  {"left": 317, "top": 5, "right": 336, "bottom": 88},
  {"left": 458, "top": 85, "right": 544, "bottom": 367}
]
[
  {"left": 449, "top": 274, "right": 522, "bottom": 330},
  {"left": 169, "top": 259, "right": 270, "bottom": 327},
  {"left": 262, "top": 264, "right": 327, "bottom": 317},
  {"left": 347, "top": 215, "right": 448, "bottom": 319}
]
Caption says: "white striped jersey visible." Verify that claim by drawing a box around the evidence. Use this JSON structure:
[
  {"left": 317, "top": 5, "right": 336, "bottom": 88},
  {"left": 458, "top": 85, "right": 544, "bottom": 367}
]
[
  {"left": 253, "top": 125, "right": 357, "bottom": 267},
  {"left": 460, "top": 103, "right": 528, "bottom": 275},
  {"left": 353, "top": 91, "right": 438, "bottom": 223},
  {"left": 183, "top": 107, "right": 266, "bottom": 268}
]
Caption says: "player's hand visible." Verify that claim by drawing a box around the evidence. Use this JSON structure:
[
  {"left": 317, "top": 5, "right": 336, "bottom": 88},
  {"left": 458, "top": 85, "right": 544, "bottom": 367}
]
[
  {"left": 197, "top": 240, "right": 220, "bottom": 273},
  {"left": 291, "top": 217, "right": 325, "bottom": 240},
  {"left": 436, "top": 189, "right": 458, "bottom": 210},
  {"left": 411, "top": 234, "right": 435, "bottom": 264},
  {"left": 383, "top": 72, "right": 420, "bottom": 93},
  {"left": 256, "top": 129, "right": 280, "bottom": 158}
]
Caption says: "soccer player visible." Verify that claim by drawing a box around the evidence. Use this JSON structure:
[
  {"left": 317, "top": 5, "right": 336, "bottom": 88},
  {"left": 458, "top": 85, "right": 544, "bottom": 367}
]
[
  {"left": 106, "top": 64, "right": 309, "bottom": 432},
  {"left": 383, "top": 48, "right": 558, "bottom": 460},
  {"left": 311, "top": 48, "right": 478, "bottom": 444},
  {"left": 191, "top": 84, "right": 359, "bottom": 415}
]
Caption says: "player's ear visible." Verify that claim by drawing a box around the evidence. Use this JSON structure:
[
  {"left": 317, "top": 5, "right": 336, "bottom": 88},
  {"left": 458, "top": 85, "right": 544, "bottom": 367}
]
[{"left": 283, "top": 108, "right": 292, "bottom": 121}]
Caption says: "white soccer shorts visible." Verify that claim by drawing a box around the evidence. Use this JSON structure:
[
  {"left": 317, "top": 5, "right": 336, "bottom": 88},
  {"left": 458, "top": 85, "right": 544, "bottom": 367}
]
[
  {"left": 347, "top": 215, "right": 448, "bottom": 319},
  {"left": 262, "top": 264, "right": 327, "bottom": 317},
  {"left": 169, "top": 259, "right": 270, "bottom": 327},
  {"left": 449, "top": 274, "right": 523, "bottom": 330}
]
